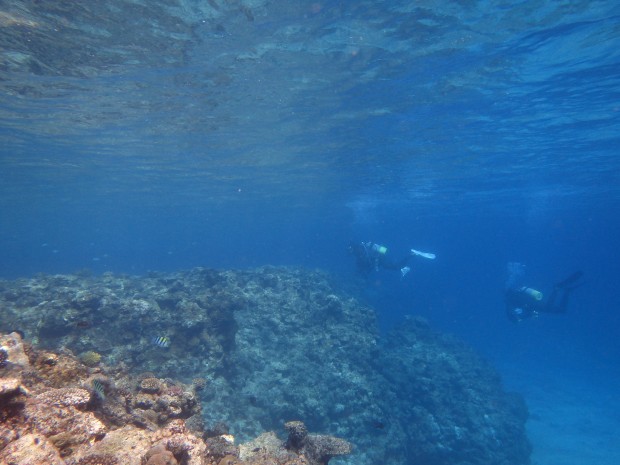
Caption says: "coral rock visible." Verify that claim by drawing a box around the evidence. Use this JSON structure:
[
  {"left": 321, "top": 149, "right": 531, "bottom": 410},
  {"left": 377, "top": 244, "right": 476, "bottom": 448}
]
[
  {"left": 80, "top": 350, "right": 102, "bottom": 367},
  {"left": 164, "top": 418, "right": 187, "bottom": 435},
  {"left": 167, "top": 433, "right": 194, "bottom": 455},
  {"left": 240, "top": 431, "right": 301, "bottom": 464},
  {"left": 25, "top": 396, "right": 106, "bottom": 441},
  {"left": 145, "top": 444, "right": 169, "bottom": 461},
  {"left": 302, "top": 434, "right": 352, "bottom": 465},
  {"left": 146, "top": 449, "right": 178, "bottom": 465},
  {"left": 82, "top": 425, "right": 151, "bottom": 465},
  {"left": 285, "top": 421, "right": 351, "bottom": 465},
  {"left": 36, "top": 387, "right": 91, "bottom": 408},
  {"left": 217, "top": 455, "right": 241, "bottom": 465},
  {"left": 204, "top": 435, "right": 239, "bottom": 463},
  {"left": 140, "top": 377, "right": 163, "bottom": 394},
  {"left": 284, "top": 420, "right": 308, "bottom": 450},
  {"left": 77, "top": 452, "right": 120, "bottom": 465},
  {"left": 0, "top": 433, "right": 65, "bottom": 465},
  {"left": 38, "top": 352, "right": 60, "bottom": 366},
  {"left": 0, "top": 348, "right": 7, "bottom": 368},
  {"left": 191, "top": 377, "right": 207, "bottom": 391},
  {"left": 0, "top": 332, "right": 30, "bottom": 367},
  {"left": 0, "top": 377, "right": 21, "bottom": 396},
  {"left": 150, "top": 429, "right": 206, "bottom": 465}
]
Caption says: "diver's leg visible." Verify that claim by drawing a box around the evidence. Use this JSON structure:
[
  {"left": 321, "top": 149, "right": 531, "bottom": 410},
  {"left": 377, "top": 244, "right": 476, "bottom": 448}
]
[
  {"left": 543, "top": 288, "right": 559, "bottom": 313},
  {"left": 557, "top": 289, "right": 572, "bottom": 313},
  {"left": 556, "top": 271, "right": 584, "bottom": 288},
  {"left": 380, "top": 256, "right": 410, "bottom": 271},
  {"left": 545, "top": 272, "right": 583, "bottom": 313},
  {"left": 546, "top": 289, "right": 571, "bottom": 313}
]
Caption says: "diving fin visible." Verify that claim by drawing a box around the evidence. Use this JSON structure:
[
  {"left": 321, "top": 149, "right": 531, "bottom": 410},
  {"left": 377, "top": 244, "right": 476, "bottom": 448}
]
[
  {"left": 411, "top": 249, "right": 436, "bottom": 260},
  {"left": 555, "top": 271, "right": 583, "bottom": 289}
]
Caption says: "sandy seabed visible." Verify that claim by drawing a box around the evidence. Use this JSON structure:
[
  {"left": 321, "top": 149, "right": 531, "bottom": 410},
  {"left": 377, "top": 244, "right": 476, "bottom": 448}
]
[{"left": 501, "top": 362, "right": 620, "bottom": 465}]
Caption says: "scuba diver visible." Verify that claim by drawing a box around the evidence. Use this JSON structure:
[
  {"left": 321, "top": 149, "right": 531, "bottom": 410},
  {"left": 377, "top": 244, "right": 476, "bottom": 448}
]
[
  {"left": 348, "top": 241, "right": 436, "bottom": 278},
  {"left": 504, "top": 262, "right": 584, "bottom": 323}
]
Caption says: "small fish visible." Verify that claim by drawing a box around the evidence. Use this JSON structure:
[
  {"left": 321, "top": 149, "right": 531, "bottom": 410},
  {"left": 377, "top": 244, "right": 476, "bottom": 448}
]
[
  {"left": 371, "top": 419, "right": 386, "bottom": 429},
  {"left": 92, "top": 379, "right": 106, "bottom": 400},
  {"left": 75, "top": 320, "right": 91, "bottom": 329},
  {"left": 152, "top": 336, "right": 171, "bottom": 348}
]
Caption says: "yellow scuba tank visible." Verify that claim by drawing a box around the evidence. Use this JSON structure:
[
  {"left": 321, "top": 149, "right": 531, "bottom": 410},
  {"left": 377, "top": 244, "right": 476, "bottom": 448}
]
[
  {"left": 521, "top": 287, "right": 543, "bottom": 301},
  {"left": 372, "top": 244, "right": 388, "bottom": 254}
]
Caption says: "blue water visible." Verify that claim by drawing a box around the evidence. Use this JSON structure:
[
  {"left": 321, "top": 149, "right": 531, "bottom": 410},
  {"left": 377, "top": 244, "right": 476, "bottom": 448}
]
[{"left": 1, "top": 1, "right": 620, "bottom": 463}]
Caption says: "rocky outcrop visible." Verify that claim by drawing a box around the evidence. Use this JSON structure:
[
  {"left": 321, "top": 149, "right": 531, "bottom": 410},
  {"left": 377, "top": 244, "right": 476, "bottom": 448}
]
[
  {"left": 0, "top": 332, "right": 351, "bottom": 465},
  {"left": 380, "top": 316, "right": 531, "bottom": 465},
  {"left": 0, "top": 267, "right": 531, "bottom": 465}
]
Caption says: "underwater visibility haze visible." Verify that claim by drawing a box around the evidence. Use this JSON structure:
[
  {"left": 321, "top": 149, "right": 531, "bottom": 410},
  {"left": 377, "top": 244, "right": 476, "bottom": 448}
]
[{"left": 1, "top": 1, "right": 620, "bottom": 465}]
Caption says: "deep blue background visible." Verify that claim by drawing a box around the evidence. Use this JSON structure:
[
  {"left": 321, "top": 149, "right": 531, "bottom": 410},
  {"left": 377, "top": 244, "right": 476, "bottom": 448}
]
[
  {"left": 1, "top": 6, "right": 619, "bottom": 441},
  {"left": 2, "top": 193, "right": 618, "bottom": 377}
]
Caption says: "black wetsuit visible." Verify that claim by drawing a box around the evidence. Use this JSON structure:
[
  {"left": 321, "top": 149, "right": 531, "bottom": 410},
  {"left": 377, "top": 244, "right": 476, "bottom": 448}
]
[
  {"left": 505, "top": 271, "right": 583, "bottom": 323},
  {"left": 349, "top": 241, "right": 410, "bottom": 277}
]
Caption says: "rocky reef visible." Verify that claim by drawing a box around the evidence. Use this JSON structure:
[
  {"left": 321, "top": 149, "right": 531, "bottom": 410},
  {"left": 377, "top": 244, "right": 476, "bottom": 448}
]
[
  {"left": 0, "top": 267, "right": 531, "bottom": 465},
  {"left": 0, "top": 331, "right": 351, "bottom": 465},
  {"left": 380, "top": 316, "right": 531, "bottom": 464}
]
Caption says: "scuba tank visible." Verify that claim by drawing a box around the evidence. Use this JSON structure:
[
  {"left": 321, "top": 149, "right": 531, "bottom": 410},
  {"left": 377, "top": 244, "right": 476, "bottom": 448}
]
[
  {"left": 520, "top": 287, "right": 543, "bottom": 301},
  {"left": 371, "top": 243, "right": 388, "bottom": 255}
]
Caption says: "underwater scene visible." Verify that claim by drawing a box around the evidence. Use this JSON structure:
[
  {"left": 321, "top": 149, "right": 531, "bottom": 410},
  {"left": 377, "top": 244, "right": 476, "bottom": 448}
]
[{"left": 1, "top": 1, "right": 619, "bottom": 465}]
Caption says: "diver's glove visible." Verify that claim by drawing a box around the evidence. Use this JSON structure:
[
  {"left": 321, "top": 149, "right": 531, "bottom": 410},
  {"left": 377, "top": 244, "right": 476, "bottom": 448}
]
[{"left": 411, "top": 249, "right": 436, "bottom": 259}]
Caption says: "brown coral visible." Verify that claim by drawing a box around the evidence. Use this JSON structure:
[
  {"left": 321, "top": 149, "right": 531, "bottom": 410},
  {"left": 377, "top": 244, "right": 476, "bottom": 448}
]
[
  {"left": 146, "top": 450, "right": 177, "bottom": 465},
  {"left": 205, "top": 435, "right": 239, "bottom": 463},
  {"left": 303, "top": 435, "right": 352, "bottom": 465},
  {"left": 140, "top": 377, "right": 162, "bottom": 394},
  {"left": 80, "top": 350, "right": 102, "bottom": 367},
  {"left": 284, "top": 421, "right": 351, "bottom": 465},
  {"left": 145, "top": 444, "right": 168, "bottom": 461},
  {"left": 0, "top": 348, "right": 8, "bottom": 368},
  {"left": 32, "top": 351, "right": 90, "bottom": 387},
  {"left": 37, "top": 352, "right": 59, "bottom": 366},
  {"left": 285, "top": 421, "right": 308, "bottom": 450},
  {"left": 191, "top": 377, "right": 207, "bottom": 391},
  {"left": 217, "top": 455, "right": 241, "bottom": 465}
]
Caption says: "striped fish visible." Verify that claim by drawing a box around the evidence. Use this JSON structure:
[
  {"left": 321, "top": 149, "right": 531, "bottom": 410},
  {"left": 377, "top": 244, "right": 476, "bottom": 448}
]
[
  {"left": 92, "top": 379, "right": 106, "bottom": 400},
  {"left": 152, "top": 336, "right": 171, "bottom": 348}
]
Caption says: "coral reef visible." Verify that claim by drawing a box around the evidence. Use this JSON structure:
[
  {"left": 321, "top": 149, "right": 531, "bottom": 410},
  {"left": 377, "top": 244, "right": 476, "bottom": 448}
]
[
  {"left": 0, "top": 348, "right": 7, "bottom": 369},
  {"left": 80, "top": 351, "right": 102, "bottom": 367},
  {"left": 0, "top": 331, "right": 350, "bottom": 465},
  {"left": 284, "top": 421, "right": 352, "bottom": 465},
  {"left": 0, "top": 267, "right": 531, "bottom": 465},
  {"left": 380, "top": 316, "right": 531, "bottom": 464}
]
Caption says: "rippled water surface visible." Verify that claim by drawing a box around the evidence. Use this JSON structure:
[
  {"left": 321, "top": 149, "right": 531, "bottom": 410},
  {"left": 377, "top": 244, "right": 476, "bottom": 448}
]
[{"left": 2, "top": 1, "right": 618, "bottom": 216}]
